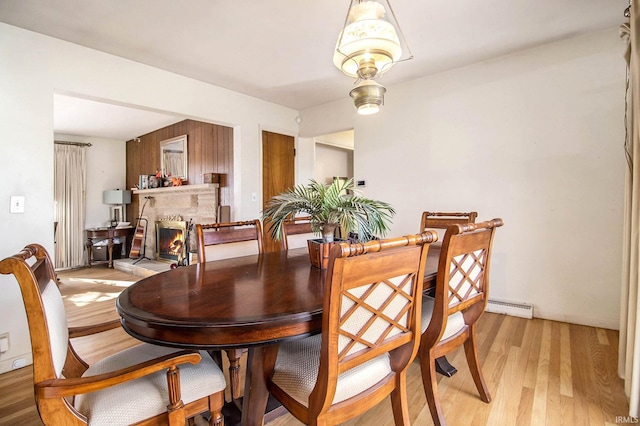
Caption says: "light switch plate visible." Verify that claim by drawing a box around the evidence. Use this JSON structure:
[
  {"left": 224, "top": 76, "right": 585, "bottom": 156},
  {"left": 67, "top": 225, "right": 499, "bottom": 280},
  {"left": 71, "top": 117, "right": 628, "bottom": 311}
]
[
  {"left": 10, "top": 196, "right": 25, "bottom": 213},
  {"left": 0, "top": 333, "right": 9, "bottom": 353}
]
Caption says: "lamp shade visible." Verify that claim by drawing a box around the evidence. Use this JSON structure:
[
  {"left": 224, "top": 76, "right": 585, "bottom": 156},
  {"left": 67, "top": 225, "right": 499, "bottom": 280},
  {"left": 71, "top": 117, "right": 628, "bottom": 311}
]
[
  {"left": 103, "top": 189, "right": 132, "bottom": 205},
  {"left": 349, "top": 79, "right": 386, "bottom": 115},
  {"left": 333, "top": 0, "right": 402, "bottom": 79}
]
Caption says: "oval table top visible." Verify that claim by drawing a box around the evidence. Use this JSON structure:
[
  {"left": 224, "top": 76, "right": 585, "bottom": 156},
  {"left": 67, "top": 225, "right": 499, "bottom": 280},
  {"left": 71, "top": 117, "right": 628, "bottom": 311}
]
[{"left": 116, "top": 249, "right": 327, "bottom": 349}]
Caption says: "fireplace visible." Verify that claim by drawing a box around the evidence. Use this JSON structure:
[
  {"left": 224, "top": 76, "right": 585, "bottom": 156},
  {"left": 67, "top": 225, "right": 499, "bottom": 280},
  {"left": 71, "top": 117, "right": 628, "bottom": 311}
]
[
  {"left": 156, "top": 220, "right": 187, "bottom": 263},
  {"left": 132, "top": 184, "right": 218, "bottom": 260}
]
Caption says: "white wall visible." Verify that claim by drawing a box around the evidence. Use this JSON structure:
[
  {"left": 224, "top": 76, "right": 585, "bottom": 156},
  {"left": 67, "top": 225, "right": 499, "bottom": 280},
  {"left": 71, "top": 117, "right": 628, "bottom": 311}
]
[
  {"left": 0, "top": 22, "right": 299, "bottom": 373},
  {"left": 314, "top": 143, "right": 353, "bottom": 184},
  {"left": 314, "top": 130, "right": 354, "bottom": 149},
  {"left": 300, "top": 28, "right": 626, "bottom": 330},
  {"left": 296, "top": 137, "right": 316, "bottom": 186}
]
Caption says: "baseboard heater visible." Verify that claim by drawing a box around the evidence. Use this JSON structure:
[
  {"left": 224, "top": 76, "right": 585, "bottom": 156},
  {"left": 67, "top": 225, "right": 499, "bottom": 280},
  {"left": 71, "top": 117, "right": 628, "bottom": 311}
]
[{"left": 486, "top": 299, "right": 533, "bottom": 319}]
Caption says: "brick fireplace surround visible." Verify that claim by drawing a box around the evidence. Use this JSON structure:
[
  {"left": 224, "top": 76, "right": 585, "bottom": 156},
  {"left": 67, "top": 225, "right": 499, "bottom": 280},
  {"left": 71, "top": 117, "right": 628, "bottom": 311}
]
[{"left": 130, "top": 184, "right": 219, "bottom": 261}]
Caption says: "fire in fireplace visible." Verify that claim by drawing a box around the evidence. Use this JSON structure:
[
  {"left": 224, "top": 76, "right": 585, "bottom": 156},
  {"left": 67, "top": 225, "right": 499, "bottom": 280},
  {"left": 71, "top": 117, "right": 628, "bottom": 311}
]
[{"left": 156, "top": 220, "right": 187, "bottom": 262}]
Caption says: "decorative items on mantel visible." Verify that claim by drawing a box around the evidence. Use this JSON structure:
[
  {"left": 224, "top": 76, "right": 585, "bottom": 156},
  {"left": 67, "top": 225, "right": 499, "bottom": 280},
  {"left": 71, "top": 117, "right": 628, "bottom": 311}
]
[
  {"left": 262, "top": 178, "right": 395, "bottom": 269},
  {"left": 137, "top": 172, "right": 185, "bottom": 190}
]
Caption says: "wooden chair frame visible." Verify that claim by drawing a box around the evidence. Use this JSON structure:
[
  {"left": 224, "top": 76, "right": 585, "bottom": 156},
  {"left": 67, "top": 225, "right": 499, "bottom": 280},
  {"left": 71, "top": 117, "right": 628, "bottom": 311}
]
[
  {"left": 420, "top": 211, "right": 478, "bottom": 293},
  {"left": 419, "top": 219, "right": 503, "bottom": 426},
  {"left": 0, "top": 243, "right": 224, "bottom": 426},
  {"left": 281, "top": 216, "right": 314, "bottom": 250},
  {"left": 266, "top": 231, "right": 438, "bottom": 425},
  {"left": 195, "top": 219, "right": 263, "bottom": 263},
  {"left": 420, "top": 211, "right": 478, "bottom": 232}
]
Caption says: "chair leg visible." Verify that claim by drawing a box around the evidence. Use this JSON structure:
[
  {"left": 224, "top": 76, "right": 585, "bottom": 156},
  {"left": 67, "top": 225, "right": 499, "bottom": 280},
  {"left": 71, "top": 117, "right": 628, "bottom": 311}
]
[
  {"left": 463, "top": 328, "right": 491, "bottom": 403},
  {"left": 390, "top": 371, "right": 411, "bottom": 425},
  {"left": 208, "top": 392, "right": 225, "bottom": 426},
  {"left": 166, "top": 366, "right": 186, "bottom": 425},
  {"left": 309, "top": 417, "right": 327, "bottom": 426},
  {"left": 225, "top": 349, "right": 244, "bottom": 401},
  {"left": 419, "top": 350, "right": 446, "bottom": 426}
]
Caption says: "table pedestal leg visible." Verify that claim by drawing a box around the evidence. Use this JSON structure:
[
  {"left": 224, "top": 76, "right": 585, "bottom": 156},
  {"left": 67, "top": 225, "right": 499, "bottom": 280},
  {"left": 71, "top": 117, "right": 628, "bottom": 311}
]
[{"left": 241, "top": 344, "right": 279, "bottom": 426}]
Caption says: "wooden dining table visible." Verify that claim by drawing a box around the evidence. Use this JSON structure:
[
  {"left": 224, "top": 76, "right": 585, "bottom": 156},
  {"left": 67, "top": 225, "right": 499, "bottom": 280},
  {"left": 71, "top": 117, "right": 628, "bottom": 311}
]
[{"left": 117, "top": 245, "right": 441, "bottom": 425}]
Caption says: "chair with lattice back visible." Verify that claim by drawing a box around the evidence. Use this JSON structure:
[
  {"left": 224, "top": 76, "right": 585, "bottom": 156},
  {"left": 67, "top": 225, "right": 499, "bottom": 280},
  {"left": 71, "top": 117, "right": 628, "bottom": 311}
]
[
  {"left": 420, "top": 211, "right": 478, "bottom": 293},
  {"left": 265, "top": 231, "right": 438, "bottom": 425},
  {"left": 419, "top": 219, "right": 503, "bottom": 426},
  {"left": 0, "top": 243, "right": 226, "bottom": 426}
]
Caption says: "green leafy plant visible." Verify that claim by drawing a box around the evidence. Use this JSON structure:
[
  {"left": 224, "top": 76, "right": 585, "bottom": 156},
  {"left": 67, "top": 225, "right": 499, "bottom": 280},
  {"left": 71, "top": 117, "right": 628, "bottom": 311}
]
[{"left": 262, "top": 178, "right": 395, "bottom": 243}]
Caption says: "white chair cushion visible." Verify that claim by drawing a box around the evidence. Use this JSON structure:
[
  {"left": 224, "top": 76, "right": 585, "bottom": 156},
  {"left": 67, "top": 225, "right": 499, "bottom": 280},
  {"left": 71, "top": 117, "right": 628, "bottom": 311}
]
[
  {"left": 41, "top": 279, "right": 69, "bottom": 377},
  {"left": 421, "top": 296, "right": 466, "bottom": 340},
  {"left": 271, "top": 334, "right": 391, "bottom": 407},
  {"left": 74, "top": 344, "right": 226, "bottom": 426}
]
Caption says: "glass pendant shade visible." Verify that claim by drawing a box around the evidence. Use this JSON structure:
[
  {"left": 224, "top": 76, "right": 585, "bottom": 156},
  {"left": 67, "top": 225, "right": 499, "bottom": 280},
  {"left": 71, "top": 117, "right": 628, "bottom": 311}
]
[
  {"left": 334, "top": 1, "right": 402, "bottom": 79},
  {"left": 350, "top": 80, "right": 386, "bottom": 115}
]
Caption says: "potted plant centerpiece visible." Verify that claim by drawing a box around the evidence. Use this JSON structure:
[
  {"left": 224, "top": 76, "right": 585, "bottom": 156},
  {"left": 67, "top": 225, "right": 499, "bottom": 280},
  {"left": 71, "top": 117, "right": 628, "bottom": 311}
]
[{"left": 262, "top": 178, "right": 395, "bottom": 268}]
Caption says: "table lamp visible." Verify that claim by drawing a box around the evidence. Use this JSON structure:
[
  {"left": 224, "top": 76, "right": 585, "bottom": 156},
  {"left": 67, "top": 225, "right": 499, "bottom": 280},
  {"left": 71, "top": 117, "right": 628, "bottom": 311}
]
[{"left": 103, "top": 189, "right": 132, "bottom": 226}]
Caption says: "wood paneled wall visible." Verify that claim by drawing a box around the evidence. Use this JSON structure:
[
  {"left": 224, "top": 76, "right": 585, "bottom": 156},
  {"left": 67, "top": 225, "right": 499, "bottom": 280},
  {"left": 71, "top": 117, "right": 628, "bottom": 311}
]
[{"left": 125, "top": 119, "right": 233, "bottom": 221}]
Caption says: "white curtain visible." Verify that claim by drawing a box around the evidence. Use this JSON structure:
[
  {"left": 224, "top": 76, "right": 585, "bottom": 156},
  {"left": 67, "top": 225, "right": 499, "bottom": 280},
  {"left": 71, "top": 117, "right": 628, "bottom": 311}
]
[
  {"left": 54, "top": 143, "right": 87, "bottom": 269},
  {"left": 620, "top": 2, "right": 640, "bottom": 416}
]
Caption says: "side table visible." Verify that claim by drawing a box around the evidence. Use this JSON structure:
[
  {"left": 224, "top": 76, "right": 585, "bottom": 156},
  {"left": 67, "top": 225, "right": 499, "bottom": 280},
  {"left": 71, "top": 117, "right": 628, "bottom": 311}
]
[{"left": 86, "top": 227, "right": 134, "bottom": 268}]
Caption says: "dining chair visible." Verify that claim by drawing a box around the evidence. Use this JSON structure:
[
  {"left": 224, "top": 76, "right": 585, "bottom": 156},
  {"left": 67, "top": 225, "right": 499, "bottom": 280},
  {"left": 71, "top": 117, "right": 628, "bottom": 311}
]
[
  {"left": 420, "top": 211, "right": 477, "bottom": 233},
  {"left": 419, "top": 211, "right": 478, "bottom": 294},
  {"left": 265, "top": 231, "right": 438, "bottom": 425},
  {"left": 280, "top": 215, "right": 315, "bottom": 250},
  {"left": 195, "top": 219, "right": 264, "bottom": 402},
  {"left": 419, "top": 219, "right": 504, "bottom": 426},
  {"left": 195, "top": 219, "right": 264, "bottom": 262},
  {"left": 0, "top": 243, "right": 226, "bottom": 426}
]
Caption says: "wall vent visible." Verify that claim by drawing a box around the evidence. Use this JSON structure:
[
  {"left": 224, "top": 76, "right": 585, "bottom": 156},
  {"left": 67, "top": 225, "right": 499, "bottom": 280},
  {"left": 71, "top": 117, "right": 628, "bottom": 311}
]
[{"left": 486, "top": 299, "right": 533, "bottom": 319}]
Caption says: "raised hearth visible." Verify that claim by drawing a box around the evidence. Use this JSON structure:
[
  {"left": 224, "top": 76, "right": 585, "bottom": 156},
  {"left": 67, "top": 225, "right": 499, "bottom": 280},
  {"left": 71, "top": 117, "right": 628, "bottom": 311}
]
[{"left": 113, "top": 258, "right": 172, "bottom": 278}]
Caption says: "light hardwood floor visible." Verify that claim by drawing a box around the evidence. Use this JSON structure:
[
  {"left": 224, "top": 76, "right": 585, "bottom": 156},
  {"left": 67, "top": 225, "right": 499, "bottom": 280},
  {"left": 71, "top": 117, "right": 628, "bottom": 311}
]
[{"left": 0, "top": 267, "right": 629, "bottom": 425}]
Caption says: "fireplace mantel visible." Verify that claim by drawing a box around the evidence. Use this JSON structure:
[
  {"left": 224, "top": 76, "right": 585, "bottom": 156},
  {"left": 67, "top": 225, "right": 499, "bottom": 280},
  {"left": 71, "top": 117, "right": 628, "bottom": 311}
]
[{"left": 133, "top": 183, "right": 218, "bottom": 196}]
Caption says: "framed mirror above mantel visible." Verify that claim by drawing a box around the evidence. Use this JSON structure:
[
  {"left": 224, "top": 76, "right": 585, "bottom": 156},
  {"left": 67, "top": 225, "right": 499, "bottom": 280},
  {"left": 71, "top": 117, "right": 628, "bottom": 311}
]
[{"left": 160, "top": 134, "right": 188, "bottom": 179}]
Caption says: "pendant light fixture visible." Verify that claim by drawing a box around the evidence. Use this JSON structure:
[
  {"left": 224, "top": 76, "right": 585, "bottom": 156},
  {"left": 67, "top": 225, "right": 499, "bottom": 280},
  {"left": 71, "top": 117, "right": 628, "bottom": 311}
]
[
  {"left": 349, "top": 79, "right": 387, "bottom": 115},
  {"left": 334, "top": 0, "right": 412, "bottom": 115}
]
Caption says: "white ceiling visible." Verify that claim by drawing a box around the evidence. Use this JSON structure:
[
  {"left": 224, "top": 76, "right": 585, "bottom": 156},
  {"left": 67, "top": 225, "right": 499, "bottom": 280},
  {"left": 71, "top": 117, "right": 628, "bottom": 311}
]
[
  {"left": 53, "top": 95, "right": 183, "bottom": 141},
  {"left": 0, "top": 0, "right": 629, "bottom": 140}
]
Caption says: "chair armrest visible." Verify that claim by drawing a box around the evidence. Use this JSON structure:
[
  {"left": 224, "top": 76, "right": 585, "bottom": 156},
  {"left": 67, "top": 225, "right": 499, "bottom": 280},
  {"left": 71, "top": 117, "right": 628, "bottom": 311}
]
[
  {"left": 36, "top": 350, "right": 201, "bottom": 399},
  {"left": 68, "top": 319, "right": 121, "bottom": 338}
]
